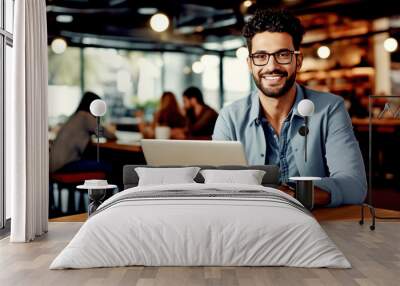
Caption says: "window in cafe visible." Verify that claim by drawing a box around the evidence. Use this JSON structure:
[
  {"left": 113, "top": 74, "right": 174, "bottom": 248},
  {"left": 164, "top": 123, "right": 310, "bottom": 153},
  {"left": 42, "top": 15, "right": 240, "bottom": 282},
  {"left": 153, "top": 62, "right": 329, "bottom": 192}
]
[
  {"left": 200, "top": 54, "right": 220, "bottom": 111},
  {"left": 222, "top": 56, "right": 251, "bottom": 106},
  {"left": 48, "top": 45, "right": 260, "bottom": 138},
  {"left": 84, "top": 48, "right": 163, "bottom": 120},
  {"left": 48, "top": 46, "right": 81, "bottom": 127},
  {"left": 162, "top": 52, "right": 195, "bottom": 105},
  {"left": 163, "top": 52, "right": 221, "bottom": 111}
]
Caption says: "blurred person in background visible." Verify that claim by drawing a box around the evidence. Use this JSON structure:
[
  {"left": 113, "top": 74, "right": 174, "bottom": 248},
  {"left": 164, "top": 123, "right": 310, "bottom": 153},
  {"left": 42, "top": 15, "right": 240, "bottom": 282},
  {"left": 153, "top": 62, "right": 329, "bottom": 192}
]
[
  {"left": 137, "top": 91, "right": 187, "bottom": 139},
  {"left": 181, "top": 86, "right": 218, "bottom": 139},
  {"left": 49, "top": 91, "right": 117, "bottom": 174}
]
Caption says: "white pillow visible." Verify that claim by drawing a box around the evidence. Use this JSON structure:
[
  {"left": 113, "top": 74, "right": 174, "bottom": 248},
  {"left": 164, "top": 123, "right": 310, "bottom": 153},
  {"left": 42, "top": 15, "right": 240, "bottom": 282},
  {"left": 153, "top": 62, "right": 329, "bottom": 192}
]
[
  {"left": 200, "top": 169, "right": 266, "bottom": 185},
  {"left": 135, "top": 167, "right": 201, "bottom": 186}
]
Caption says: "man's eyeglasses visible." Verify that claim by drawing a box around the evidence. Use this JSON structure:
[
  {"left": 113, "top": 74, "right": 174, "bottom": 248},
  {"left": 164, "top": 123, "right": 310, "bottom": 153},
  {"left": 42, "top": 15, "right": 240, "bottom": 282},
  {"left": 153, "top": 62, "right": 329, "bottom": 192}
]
[{"left": 249, "top": 49, "right": 300, "bottom": 66}]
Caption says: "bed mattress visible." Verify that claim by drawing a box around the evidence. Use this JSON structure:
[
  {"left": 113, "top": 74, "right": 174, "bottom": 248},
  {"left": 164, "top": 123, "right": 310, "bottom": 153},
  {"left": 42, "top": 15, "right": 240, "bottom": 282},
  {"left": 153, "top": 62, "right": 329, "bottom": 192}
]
[{"left": 50, "top": 183, "right": 350, "bottom": 269}]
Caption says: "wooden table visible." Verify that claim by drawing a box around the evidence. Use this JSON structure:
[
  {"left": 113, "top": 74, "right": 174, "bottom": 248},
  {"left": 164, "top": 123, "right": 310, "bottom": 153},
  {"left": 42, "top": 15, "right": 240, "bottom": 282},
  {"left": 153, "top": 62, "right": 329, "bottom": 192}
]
[
  {"left": 312, "top": 205, "right": 400, "bottom": 220},
  {"left": 86, "top": 141, "right": 145, "bottom": 187},
  {"left": 352, "top": 118, "right": 400, "bottom": 126},
  {"left": 352, "top": 117, "right": 400, "bottom": 132},
  {"left": 97, "top": 141, "right": 142, "bottom": 153}
]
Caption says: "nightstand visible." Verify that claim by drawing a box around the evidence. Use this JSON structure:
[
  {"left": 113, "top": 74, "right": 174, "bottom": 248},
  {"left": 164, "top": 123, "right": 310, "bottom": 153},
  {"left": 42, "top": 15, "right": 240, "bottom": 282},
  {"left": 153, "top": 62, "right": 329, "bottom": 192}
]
[{"left": 77, "top": 184, "right": 117, "bottom": 215}]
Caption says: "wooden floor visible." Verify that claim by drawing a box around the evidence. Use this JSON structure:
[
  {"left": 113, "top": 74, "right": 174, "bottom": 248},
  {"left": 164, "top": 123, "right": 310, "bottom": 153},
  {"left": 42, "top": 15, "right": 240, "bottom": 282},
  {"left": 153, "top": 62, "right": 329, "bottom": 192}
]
[
  {"left": 49, "top": 205, "right": 400, "bottom": 222},
  {"left": 1, "top": 216, "right": 400, "bottom": 285}
]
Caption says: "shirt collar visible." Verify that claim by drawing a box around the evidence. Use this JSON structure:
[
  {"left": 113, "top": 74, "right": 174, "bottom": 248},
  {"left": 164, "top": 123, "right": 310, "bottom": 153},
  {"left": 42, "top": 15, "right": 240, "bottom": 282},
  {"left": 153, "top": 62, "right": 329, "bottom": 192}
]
[
  {"left": 249, "top": 90, "right": 260, "bottom": 126},
  {"left": 249, "top": 83, "right": 305, "bottom": 126},
  {"left": 292, "top": 83, "right": 305, "bottom": 119}
]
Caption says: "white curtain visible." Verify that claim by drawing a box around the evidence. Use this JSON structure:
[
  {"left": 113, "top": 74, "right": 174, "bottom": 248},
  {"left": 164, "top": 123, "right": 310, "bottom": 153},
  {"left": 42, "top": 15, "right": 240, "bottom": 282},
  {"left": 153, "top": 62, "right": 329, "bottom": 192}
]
[{"left": 7, "top": 0, "right": 48, "bottom": 242}]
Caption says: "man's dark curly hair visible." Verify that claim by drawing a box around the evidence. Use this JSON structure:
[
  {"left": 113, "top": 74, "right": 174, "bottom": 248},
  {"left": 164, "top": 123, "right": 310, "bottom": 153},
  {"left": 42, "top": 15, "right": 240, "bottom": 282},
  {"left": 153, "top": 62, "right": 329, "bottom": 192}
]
[{"left": 243, "top": 9, "right": 305, "bottom": 53}]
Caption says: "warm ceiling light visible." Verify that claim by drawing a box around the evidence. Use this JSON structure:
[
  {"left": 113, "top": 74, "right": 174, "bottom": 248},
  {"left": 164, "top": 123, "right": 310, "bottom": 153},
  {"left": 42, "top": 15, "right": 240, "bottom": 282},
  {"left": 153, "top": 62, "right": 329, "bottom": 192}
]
[
  {"left": 150, "top": 13, "right": 169, "bottom": 32},
  {"left": 51, "top": 38, "right": 67, "bottom": 54},
  {"left": 56, "top": 15, "right": 73, "bottom": 23},
  {"left": 138, "top": 7, "right": 158, "bottom": 15},
  {"left": 384, "top": 37, "right": 398, "bottom": 52},
  {"left": 243, "top": 1, "right": 253, "bottom": 8},
  {"left": 317, "top": 46, "right": 331, "bottom": 59},
  {"left": 236, "top": 46, "right": 249, "bottom": 60},
  {"left": 192, "top": 61, "right": 204, "bottom": 74}
]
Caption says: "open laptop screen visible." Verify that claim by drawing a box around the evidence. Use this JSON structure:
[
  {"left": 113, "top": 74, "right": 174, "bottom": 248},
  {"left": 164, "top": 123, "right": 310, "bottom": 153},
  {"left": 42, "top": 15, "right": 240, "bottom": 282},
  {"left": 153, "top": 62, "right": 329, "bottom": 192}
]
[{"left": 141, "top": 139, "right": 247, "bottom": 166}]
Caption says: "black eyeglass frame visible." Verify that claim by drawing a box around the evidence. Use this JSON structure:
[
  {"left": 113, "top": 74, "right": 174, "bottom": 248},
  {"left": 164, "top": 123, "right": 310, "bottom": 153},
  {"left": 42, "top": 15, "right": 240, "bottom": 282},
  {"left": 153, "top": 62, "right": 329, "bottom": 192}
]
[{"left": 249, "top": 50, "right": 301, "bottom": 66}]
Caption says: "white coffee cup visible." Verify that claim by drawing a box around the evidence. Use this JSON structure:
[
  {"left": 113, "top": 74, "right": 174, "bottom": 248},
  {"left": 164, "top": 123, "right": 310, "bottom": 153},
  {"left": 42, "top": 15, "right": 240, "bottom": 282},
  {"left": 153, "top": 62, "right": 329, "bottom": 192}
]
[{"left": 155, "top": 126, "right": 171, "bottom": 139}]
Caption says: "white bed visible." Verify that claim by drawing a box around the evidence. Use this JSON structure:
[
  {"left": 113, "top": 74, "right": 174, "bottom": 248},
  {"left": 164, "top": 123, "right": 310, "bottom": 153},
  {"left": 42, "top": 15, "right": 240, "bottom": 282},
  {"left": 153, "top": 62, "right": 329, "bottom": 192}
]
[{"left": 50, "top": 183, "right": 350, "bottom": 269}]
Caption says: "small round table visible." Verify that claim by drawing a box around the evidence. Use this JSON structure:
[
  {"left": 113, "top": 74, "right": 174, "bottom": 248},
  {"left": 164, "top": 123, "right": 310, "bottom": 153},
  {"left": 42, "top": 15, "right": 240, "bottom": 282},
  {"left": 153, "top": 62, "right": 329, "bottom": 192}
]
[{"left": 76, "top": 184, "right": 117, "bottom": 215}]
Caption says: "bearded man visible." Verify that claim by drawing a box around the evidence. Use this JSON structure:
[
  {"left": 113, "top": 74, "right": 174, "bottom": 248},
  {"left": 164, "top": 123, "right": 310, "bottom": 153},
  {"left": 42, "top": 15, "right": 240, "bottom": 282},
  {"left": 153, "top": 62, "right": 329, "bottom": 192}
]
[{"left": 212, "top": 9, "right": 367, "bottom": 207}]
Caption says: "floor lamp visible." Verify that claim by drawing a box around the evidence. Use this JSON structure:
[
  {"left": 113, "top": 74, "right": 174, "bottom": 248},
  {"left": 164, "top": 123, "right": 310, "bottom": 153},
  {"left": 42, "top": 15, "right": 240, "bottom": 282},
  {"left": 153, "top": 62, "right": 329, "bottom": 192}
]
[
  {"left": 290, "top": 99, "right": 321, "bottom": 211},
  {"left": 85, "top": 99, "right": 113, "bottom": 215},
  {"left": 89, "top": 99, "right": 107, "bottom": 162}
]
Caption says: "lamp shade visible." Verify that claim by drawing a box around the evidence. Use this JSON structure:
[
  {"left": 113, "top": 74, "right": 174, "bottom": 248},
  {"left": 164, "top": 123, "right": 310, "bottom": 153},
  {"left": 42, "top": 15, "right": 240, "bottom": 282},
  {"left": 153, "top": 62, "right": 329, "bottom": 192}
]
[
  {"left": 297, "top": 99, "right": 315, "bottom": 117},
  {"left": 90, "top": 99, "right": 107, "bottom": 117}
]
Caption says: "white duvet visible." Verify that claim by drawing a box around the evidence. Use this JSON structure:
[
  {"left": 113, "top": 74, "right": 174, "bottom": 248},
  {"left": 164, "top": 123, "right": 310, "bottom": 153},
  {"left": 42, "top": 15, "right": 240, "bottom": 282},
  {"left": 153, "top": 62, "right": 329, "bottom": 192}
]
[{"left": 50, "top": 183, "right": 351, "bottom": 269}]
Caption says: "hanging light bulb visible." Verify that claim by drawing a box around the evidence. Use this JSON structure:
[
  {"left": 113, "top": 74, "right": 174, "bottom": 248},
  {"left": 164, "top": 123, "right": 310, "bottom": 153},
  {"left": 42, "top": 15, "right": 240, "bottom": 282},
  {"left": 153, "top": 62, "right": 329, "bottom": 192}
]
[
  {"left": 384, "top": 37, "right": 398, "bottom": 52},
  {"left": 51, "top": 38, "right": 67, "bottom": 54},
  {"left": 150, "top": 13, "right": 169, "bottom": 32},
  {"left": 243, "top": 1, "right": 253, "bottom": 8},
  {"left": 317, "top": 46, "right": 331, "bottom": 59}
]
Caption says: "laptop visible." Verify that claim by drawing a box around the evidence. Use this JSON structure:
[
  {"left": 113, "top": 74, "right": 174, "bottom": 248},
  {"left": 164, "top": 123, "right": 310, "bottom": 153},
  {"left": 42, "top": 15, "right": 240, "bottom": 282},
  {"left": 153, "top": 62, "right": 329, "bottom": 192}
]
[{"left": 141, "top": 139, "right": 248, "bottom": 166}]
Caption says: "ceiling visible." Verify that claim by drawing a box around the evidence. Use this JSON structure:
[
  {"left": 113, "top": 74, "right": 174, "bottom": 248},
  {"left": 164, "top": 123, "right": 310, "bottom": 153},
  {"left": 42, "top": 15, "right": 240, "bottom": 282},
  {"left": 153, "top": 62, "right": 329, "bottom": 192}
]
[{"left": 46, "top": 0, "right": 400, "bottom": 52}]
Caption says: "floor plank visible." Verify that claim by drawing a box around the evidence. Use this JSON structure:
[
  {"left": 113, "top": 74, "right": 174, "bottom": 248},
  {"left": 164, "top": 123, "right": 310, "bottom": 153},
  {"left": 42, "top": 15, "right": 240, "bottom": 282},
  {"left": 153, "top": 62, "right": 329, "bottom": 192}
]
[
  {"left": 1, "top": 220, "right": 400, "bottom": 286},
  {"left": 48, "top": 205, "right": 400, "bottom": 223}
]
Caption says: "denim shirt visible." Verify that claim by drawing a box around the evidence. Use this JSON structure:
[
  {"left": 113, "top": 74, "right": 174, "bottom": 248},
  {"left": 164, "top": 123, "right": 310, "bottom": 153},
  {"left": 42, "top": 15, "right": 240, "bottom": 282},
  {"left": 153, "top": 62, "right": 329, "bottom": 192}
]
[
  {"left": 212, "top": 84, "right": 367, "bottom": 207},
  {"left": 259, "top": 90, "right": 302, "bottom": 183}
]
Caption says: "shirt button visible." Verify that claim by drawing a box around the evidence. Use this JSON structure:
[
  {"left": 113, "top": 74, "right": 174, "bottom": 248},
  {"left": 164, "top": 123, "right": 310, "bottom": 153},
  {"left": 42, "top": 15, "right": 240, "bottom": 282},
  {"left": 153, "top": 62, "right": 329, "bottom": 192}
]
[{"left": 261, "top": 154, "right": 264, "bottom": 157}]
